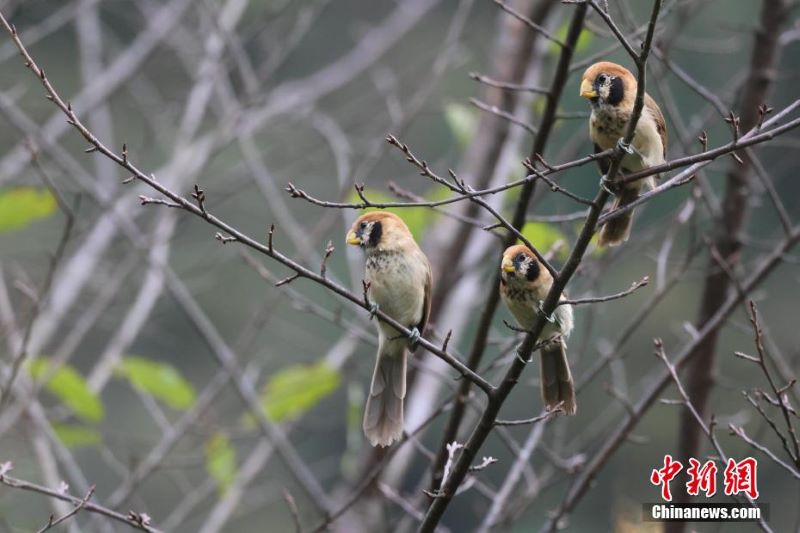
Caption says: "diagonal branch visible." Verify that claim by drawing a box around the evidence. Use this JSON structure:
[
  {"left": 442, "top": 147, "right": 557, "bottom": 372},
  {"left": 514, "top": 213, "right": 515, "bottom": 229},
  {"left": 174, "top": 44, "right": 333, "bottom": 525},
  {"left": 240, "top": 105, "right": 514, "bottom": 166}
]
[{"left": 0, "top": 470, "right": 159, "bottom": 533}]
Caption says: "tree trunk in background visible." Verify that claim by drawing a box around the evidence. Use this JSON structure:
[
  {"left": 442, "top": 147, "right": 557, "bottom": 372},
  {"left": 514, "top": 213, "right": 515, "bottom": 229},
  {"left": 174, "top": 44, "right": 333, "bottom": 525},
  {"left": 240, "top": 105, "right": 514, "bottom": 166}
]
[{"left": 668, "top": 1, "right": 790, "bottom": 530}]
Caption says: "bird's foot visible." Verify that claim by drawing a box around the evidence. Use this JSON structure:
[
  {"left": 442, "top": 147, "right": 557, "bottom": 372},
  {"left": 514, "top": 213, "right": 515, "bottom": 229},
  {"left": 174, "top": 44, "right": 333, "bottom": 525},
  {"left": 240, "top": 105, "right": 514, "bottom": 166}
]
[
  {"left": 599, "top": 175, "right": 617, "bottom": 195},
  {"left": 616, "top": 137, "right": 634, "bottom": 155},
  {"left": 537, "top": 301, "right": 556, "bottom": 323},
  {"left": 369, "top": 303, "right": 380, "bottom": 320},
  {"left": 407, "top": 327, "right": 421, "bottom": 347}
]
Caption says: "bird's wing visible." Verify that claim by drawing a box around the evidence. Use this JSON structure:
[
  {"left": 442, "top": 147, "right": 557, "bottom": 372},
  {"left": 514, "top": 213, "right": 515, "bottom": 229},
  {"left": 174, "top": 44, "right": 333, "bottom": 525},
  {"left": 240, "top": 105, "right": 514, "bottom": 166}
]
[
  {"left": 645, "top": 92, "right": 668, "bottom": 161},
  {"left": 415, "top": 263, "right": 432, "bottom": 335}
]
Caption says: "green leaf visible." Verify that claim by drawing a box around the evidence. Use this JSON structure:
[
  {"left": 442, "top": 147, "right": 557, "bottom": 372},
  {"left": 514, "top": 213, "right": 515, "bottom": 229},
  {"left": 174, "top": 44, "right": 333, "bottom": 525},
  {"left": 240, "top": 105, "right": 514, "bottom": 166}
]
[
  {"left": 262, "top": 361, "right": 341, "bottom": 422},
  {"left": 53, "top": 424, "right": 102, "bottom": 448},
  {"left": 345, "top": 186, "right": 447, "bottom": 241},
  {"left": 28, "top": 359, "right": 104, "bottom": 423},
  {"left": 116, "top": 357, "right": 196, "bottom": 410},
  {"left": 548, "top": 21, "right": 594, "bottom": 57},
  {"left": 205, "top": 432, "right": 236, "bottom": 494},
  {"left": 444, "top": 103, "right": 478, "bottom": 148},
  {"left": 0, "top": 187, "right": 57, "bottom": 232},
  {"left": 520, "top": 222, "right": 569, "bottom": 261}
]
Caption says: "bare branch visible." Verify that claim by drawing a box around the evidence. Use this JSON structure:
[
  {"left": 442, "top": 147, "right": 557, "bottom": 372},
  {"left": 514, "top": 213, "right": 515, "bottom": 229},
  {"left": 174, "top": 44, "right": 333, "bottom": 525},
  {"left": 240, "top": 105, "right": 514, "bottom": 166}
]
[
  {"left": 37, "top": 485, "right": 96, "bottom": 533},
  {"left": 282, "top": 489, "right": 302, "bottom": 533},
  {"left": 560, "top": 276, "right": 649, "bottom": 307},
  {"left": 469, "top": 72, "right": 549, "bottom": 94},
  {"left": 493, "top": 0, "right": 566, "bottom": 47},
  {"left": 0, "top": 470, "right": 161, "bottom": 533},
  {"left": 743, "top": 301, "right": 800, "bottom": 465},
  {"left": 494, "top": 410, "right": 558, "bottom": 427},
  {"left": 470, "top": 97, "right": 538, "bottom": 136},
  {"left": 728, "top": 424, "right": 800, "bottom": 480}
]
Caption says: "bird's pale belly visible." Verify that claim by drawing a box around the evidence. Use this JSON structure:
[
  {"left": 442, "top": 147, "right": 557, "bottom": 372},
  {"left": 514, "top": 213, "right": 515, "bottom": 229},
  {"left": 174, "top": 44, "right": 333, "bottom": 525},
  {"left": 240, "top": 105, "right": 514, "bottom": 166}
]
[
  {"left": 590, "top": 109, "right": 662, "bottom": 171},
  {"left": 366, "top": 264, "right": 424, "bottom": 327},
  {"left": 505, "top": 296, "right": 562, "bottom": 339}
]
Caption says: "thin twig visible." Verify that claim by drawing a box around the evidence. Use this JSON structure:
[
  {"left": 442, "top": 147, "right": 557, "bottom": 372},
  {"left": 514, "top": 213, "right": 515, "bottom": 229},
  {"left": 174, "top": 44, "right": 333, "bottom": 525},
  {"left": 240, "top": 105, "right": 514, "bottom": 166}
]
[
  {"left": 559, "top": 276, "right": 649, "bottom": 307},
  {"left": 493, "top": 0, "right": 566, "bottom": 47},
  {"left": 728, "top": 424, "right": 800, "bottom": 480},
  {"left": 0, "top": 471, "right": 160, "bottom": 532},
  {"left": 494, "top": 410, "right": 558, "bottom": 427},
  {"left": 744, "top": 301, "right": 800, "bottom": 465},
  {"left": 282, "top": 489, "right": 302, "bottom": 533},
  {"left": 37, "top": 485, "right": 96, "bottom": 533},
  {"left": 470, "top": 97, "right": 538, "bottom": 136},
  {"left": 469, "top": 72, "right": 548, "bottom": 94}
]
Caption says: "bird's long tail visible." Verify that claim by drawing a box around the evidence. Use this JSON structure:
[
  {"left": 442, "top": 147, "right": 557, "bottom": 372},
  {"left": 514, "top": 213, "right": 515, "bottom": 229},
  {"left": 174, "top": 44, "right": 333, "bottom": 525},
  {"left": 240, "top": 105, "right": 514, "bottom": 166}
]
[
  {"left": 599, "top": 186, "right": 640, "bottom": 247},
  {"left": 539, "top": 339, "right": 576, "bottom": 415},
  {"left": 363, "top": 339, "right": 406, "bottom": 447}
]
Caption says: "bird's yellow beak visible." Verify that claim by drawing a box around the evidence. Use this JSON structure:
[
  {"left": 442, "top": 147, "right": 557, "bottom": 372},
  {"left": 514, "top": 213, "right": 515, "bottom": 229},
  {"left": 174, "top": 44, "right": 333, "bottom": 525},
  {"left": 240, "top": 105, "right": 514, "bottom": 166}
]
[
  {"left": 580, "top": 78, "right": 597, "bottom": 99},
  {"left": 346, "top": 231, "right": 361, "bottom": 245},
  {"left": 501, "top": 257, "right": 516, "bottom": 273}
]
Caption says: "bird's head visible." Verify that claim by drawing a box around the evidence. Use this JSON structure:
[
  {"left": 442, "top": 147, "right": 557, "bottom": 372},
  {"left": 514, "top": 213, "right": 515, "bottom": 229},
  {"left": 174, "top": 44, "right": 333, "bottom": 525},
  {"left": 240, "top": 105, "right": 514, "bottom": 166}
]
[
  {"left": 346, "top": 211, "right": 410, "bottom": 251},
  {"left": 501, "top": 245, "right": 542, "bottom": 285},
  {"left": 580, "top": 61, "right": 635, "bottom": 108}
]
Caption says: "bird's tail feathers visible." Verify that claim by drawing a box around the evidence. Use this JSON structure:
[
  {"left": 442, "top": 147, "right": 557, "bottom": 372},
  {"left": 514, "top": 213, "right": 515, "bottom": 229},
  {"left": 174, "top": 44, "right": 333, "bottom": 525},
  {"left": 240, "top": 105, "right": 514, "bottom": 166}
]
[
  {"left": 363, "top": 340, "right": 406, "bottom": 447},
  {"left": 539, "top": 339, "right": 576, "bottom": 415},
  {"left": 599, "top": 186, "right": 640, "bottom": 247}
]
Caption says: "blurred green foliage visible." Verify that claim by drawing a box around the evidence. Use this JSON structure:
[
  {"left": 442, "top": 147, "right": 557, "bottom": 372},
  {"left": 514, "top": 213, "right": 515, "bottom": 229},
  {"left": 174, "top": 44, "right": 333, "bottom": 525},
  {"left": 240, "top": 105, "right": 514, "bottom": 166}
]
[
  {"left": 116, "top": 356, "right": 197, "bottom": 411},
  {"left": 52, "top": 423, "right": 102, "bottom": 448},
  {"left": 260, "top": 361, "right": 341, "bottom": 422},
  {"left": 28, "top": 359, "right": 104, "bottom": 423},
  {"left": 0, "top": 187, "right": 56, "bottom": 232},
  {"left": 521, "top": 221, "right": 569, "bottom": 260},
  {"left": 205, "top": 431, "right": 237, "bottom": 495},
  {"left": 549, "top": 19, "right": 594, "bottom": 56}
]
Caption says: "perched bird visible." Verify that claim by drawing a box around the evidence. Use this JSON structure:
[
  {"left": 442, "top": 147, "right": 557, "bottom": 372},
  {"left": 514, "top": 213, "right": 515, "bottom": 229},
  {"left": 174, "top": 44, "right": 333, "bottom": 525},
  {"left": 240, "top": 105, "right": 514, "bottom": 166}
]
[
  {"left": 580, "top": 61, "right": 668, "bottom": 246},
  {"left": 346, "top": 212, "right": 432, "bottom": 446},
  {"left": 499, "top": 245, "right": 576, "bottom": 414}
]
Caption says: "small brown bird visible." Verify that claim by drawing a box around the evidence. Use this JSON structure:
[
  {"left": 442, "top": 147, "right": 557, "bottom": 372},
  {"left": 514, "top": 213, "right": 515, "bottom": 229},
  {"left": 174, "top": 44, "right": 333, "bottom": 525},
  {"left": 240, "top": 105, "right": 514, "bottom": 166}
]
[
  {"left": 580, "top": 61, "right": 668, "bottom": 246},
  {"left": 499, "top": 245, "right": 576, "bottom": 414},
  {"left": 346, "top": 212, "right": 432, "bottom": 446}
]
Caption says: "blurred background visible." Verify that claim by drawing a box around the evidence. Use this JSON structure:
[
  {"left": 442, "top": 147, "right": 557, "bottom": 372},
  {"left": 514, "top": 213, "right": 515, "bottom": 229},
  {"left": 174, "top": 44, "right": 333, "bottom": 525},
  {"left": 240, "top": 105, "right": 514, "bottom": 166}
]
[{"left": 0, "top": 0, "right": 799, "bottom": 531}]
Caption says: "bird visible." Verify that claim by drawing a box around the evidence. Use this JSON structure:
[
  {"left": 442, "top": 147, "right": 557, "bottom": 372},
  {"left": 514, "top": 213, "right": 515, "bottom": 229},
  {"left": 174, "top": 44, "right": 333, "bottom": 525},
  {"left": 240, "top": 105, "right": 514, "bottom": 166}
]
[
  {"left": 580, "top": 61, "right": 668, "bottom": 246},
  {"left": 499, "top": 245, "right": 576, "bottom": 414},
  {"left": 346, "top": 212, "right": 432, "bottom": 446}
]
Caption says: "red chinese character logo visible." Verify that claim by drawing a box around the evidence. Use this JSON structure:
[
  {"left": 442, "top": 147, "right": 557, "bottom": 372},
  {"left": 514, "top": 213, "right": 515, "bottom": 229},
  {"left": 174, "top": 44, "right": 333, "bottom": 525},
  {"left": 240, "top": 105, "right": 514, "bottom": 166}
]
[
  {"left": 650, "top": 454, "right": 683, "bottom": 501},
  {"left": 686, "top": 458, "right": 717, "bottom": 497},
  {"left": 723, "top": 457, "right": 759, "bottom": 499}
]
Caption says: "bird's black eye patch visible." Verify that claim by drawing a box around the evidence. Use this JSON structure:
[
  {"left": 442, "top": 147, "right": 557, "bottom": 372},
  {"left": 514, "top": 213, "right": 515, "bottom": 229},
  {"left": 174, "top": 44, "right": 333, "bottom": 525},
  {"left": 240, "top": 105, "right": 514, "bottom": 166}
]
[
  {"left": 607, "top": 76, "right": 624, "bottom": 106},
  {"left": 514, "top": 253, "right": 524, "bottom": 263},
  {"left": 525, "top": 258, "right": 540, "bottom": 282},
  {"left": 360, "top": 221, "right": 367, "bottom": 229},
  {"left": 367, "top": 220, "right": 382, "bottom": 247},
  {"left": 597, "top": 74, "right": 607, "bottom": 84}
]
